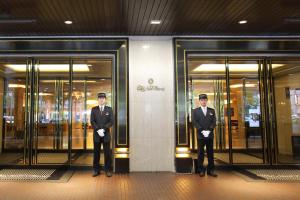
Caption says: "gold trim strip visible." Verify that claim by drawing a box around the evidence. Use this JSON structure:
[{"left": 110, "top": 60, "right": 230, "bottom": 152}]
[
  {"left": 176, "top": 45, "right": 189, "bottom": 146},
  {"left": 183, "top": 50, "right": 188, "bottom": 145},
  {"left": 174, "top": 39, "right": 300, "bottom": 42},
  {"left": 116, "top": 42, "right": 129, "bottom": 146}
]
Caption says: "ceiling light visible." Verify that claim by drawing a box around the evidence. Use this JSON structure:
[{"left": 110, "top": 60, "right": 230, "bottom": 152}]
[
  {"left": 238, "top": 20, "right": 247, "bottom": 24},
  {"left": 230, "top": 83, "right": 256, "bottom": 88},
  {"left": 191, "top": 80, "right": 215, "bottom": 83},
  {"left": 150, "top": 20, "right": 161, "bottom": 24},
  {"left": 39, "top": 93, "right": 53, "bottom": 96},
  {"left": 5, "top": 64, "right": 90, "bottom": 72},
  {"left": 64, "top": 20, "right": 73, "bottom": 24},
  {"left": 8, "top": 84, "right": 25, "bottom": 88},
  {"left": 193, "top": 64, "right": 283, "bottom": 72}
]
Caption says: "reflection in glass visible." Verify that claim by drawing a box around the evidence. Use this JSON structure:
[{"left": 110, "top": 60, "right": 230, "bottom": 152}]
[
  {"left": 229, "top": 60, "right": 263, "bottom": 164},
  {"left": 35, "top": 60, "right": 69, "bottom": 164},
  {"left": 0, "top": 60, "right": 27, "bottom": 165},
  {"left": 273, "top": 60, "right": 300, "bottom": 164}
]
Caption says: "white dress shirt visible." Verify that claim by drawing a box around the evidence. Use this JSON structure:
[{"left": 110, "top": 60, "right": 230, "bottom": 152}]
[
  {"left": 97, "top": 105, "right": 105, "bottom": 136},
  {"left": 201, "top": 106, "right": 207, "bottom": 116},
  {"left": 99, "top": 105, "right": 104, "bottom": 112}
]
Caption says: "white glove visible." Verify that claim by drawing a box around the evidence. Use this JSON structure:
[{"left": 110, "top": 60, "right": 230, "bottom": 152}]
[
  {"left": 97, "top": 129, "right": 105, "bottom": 137},
  {"left": 201, "top": 130, "right": 210, "bottom": 138}
]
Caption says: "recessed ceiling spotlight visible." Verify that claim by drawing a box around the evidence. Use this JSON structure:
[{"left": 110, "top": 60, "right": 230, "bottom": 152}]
[
  {"left": 64, "top": 20, "right": 73, "bottom": 24},
  {"left": 142, "top": 45, "right": 150, "bottom": 49},
  {"left": 238, "top": 20, "right": 247, "bottom": 24},
  {"left": 150, "top": 20, "right": 161, "bottom": 25}
]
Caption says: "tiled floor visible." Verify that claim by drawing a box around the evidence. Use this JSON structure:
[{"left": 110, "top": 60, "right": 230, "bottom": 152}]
[{"left": 0, "top": 170, "right": 300, "bottom": 200}]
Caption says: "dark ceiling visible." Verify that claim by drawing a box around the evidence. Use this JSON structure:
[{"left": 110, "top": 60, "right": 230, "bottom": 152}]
[{"left": 0, "top": 0, "right": 300, "bottom": 36}]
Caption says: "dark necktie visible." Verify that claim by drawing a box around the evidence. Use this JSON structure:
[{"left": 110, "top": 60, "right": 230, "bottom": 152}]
[{"left": 100, "top": 106, "right": 103, "bottom": 115}]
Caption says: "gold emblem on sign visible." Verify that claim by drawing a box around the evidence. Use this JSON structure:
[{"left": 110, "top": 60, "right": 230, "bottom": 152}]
[{"left": 148, "top": 78, "right": 154, "bottom": 85}]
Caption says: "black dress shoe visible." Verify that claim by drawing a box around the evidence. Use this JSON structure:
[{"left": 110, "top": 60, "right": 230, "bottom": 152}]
[
  {"left": 106, "top": 171, "right": 112, "bottom": 177},
  {"left": 92, "top": 171, "right": 100, "bottom": 177},
  {"left": 199, "top": 171, "right": 205, "bottom": 177},
  {"left": 207, "top": 171, "right": 218, "bottom": 177}
]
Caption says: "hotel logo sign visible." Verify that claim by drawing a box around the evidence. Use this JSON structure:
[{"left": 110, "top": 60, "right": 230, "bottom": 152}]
[{"left": 137, "top": 78, "right": 165, "bottom": 92}]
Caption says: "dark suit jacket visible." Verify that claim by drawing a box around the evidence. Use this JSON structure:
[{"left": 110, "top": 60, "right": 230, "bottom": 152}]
[
  {"left": 90, "top": 105, "right": 113, "bottom": 143},
  {"left": 192, "top": 107, "right": 216, "bottom": 139}
]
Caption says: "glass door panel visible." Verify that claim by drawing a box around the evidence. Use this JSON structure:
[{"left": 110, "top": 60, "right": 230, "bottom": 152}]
[
  {"left": 86, "top": 79, "right": 112, "bottom": 149},
  {"left": 71, "top": 59, "right": 113, "bottom": 166},
  {"left": 272, "top": 59, "right": 300, "bottom": 164},
  {"left": 34, "top": 60, "right": 70, "bottom": 164},
  {"left": 188, "top": 59, "right": 229, "bottom": 164},
  {"left": 0, "top": 59, "right": 29, "bottom": 165},
  {"left": 71, "top": 81, "right": 85, "bottom": 150},
  {"left": 0, "top": 57, "right": 114, "bottom": 167},
  {"left": 228, "top": 60, "right": 264, "bottom": 164}
]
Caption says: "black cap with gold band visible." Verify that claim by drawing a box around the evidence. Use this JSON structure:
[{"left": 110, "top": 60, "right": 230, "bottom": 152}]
[
  {"left": 97, "top": 93, "right": 106, "bottom": 98},
  {"left": 199, "top": 94, "right": 208, "bottom": 100}
]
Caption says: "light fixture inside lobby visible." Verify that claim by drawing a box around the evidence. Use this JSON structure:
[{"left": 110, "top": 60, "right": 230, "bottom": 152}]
[
  {"left": 8, "top": 84, "right": 25, "bottom": 88},
  {"left": 5, "top": 64, "right": 90, "bottom": 72},
  {"left": 150, "top": 20, "right": 161, "bottom": 24},
  {"left": 193, "top": 64, "right": 283, "bottom": 72},
  {"left": 64, "top": 20, "right": 73, "bottom": 24},
  {"left": 230, "top": 83, "right": 256, "bottom": 88},
  {"left": 39, "top": 92, "right": 53, "bottom": 96},
  {"left": 238, "top": 20, "right": 247, "bottom": 24}
]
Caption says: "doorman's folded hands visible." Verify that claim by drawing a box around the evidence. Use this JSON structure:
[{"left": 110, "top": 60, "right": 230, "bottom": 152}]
[
  {"left": 97, "top": 129, "right": 105, "bottom": 137},
  {"left": 201, "top": 130, "right": 210, "bottom": 137}
]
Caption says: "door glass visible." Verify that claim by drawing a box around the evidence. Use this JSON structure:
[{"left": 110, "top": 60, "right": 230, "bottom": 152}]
[
  {"left": 71, "top": 80, "right": 85, "bottom": 150},
  {"left": 34, "top": 60, "right": 70, "bottom": 164},
  {"left": 0, "top": 60, "right": 28, "bottom": 165},
  {"left": 0, "top": 58, "right": 114, "bottom": 166},
  {"left": 188, "top": 59, "right": 229, "bottom": 164},
  {"left": 272, "top": 60, "right": 300, "bottom": 164},
  {"left": 71, "top": 59, "right": 112, "bottom": 165},
  {"left": 229, "top": 60, "right": 264, "bottom": 164}
]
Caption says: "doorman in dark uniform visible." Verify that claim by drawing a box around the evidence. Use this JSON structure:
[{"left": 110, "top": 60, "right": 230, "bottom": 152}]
[
  {"left": 90, "top": 93, "right": 113, "bottom": 177},
  {"left": 193, "top": 94, "right": 217, "bottom": 177}
]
